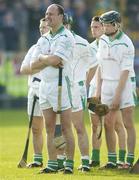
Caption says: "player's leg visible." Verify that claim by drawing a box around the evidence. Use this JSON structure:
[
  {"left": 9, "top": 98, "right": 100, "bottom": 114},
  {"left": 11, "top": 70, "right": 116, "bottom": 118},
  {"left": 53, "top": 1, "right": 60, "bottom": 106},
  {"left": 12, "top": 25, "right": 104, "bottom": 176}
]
[
  {"left": 31, "top": 116, "right": 44, "bottom": 166},
  {"left": 100, "top": 81, "right": 117, "bottom": 169},
  {"left": 72, "top": 82, "right": 90, "bottom": 171},
  {"left": 121, "top": 106, "right": 136, "bottom": 168},
  {"left": 119, "top": 80, "right": 136, "bottom": 169},
  {"left": 27, "top": 88, "right": 44, "bottom": 168},
  {"left": 88, "top": 83, "right": 101, "bottom": 167},
  {"left": 101, "top": 110, "right": 118, "bottom": 169},
  {"left": 72, "top": 110, "right": 90, "bottom": 171},
  {"left": 90, "top": 113, "right": 101, "bottom": 167},
  {"left": 42, "top": 108, "right": 58, "bottom": 173},
  {"left": 61, "top": 108, "right": 75, "bottom": 173},
  {"left": 115, "top": 111, "right": 126, "bottom": 167}
]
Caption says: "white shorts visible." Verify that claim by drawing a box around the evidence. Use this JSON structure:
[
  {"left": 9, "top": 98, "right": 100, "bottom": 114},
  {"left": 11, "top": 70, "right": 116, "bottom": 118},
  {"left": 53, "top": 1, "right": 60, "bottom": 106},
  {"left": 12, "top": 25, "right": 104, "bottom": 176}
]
[
  {"left": 71, "top": 82, "right": 83, "bottom": 112},
  {"left": 101, "top": 79, "right": 135, "bottom": 109},
  {"left": 27, "top": 87, "right": 42, "bottom": 116},
  {"left": 131, "top": 77, "right": 138, "bottom": 105},
  {"left": 78, "top": 81, "right": 87, "bottom": 110},
  {"left": 89, "top": 74, "right": 97, "bottom": 98},
  {"left": 88, "top": 83, "right": 96, "bottom": 98},
  {"left": 39, "top": 79, "right": 72, "bottom": 112}
]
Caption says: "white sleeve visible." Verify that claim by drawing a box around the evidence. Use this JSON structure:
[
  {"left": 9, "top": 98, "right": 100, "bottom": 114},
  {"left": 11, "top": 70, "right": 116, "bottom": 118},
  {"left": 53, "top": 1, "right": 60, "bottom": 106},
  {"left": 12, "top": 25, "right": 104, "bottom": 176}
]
[
  {"left": 120, "top": 45, "right": 135, "bottom": 71},
  {"left": 87, "top": 44, "right": 98, "bottom": 69},
  {"left": 54, "top": 35, "right": 75, "bottom": 63},
  {"left": 21, "top": 45, "right": 36, "bottom": 66}
]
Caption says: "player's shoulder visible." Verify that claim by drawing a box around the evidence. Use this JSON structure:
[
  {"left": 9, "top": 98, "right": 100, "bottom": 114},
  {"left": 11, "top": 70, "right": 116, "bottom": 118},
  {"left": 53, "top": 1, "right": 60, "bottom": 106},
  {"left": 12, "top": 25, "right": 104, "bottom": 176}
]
[
  {"left": 64, "top": 28, "right": 75, "bottom": 39},
  {"left": 90, "top": 40, "right": 98, "bottom": 49},
  {"left": 99, "top": 34, "right": 108, "bottom": 43},
  {"left": 74, "top": 33, "right": 89, "bottom": 46},
  {"left": 121, "top": 32, "right": 134, "bottom": 47},
  {"left": 27, "top": 44, "right": 37, "bottom": 54}
]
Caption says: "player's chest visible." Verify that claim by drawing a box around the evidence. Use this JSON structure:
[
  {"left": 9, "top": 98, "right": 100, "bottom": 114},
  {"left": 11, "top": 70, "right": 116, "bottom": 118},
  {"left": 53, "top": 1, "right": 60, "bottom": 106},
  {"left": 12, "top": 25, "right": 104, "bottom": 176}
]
[{"left": 99, "top": 43, "right": 123, "bottom": 61}]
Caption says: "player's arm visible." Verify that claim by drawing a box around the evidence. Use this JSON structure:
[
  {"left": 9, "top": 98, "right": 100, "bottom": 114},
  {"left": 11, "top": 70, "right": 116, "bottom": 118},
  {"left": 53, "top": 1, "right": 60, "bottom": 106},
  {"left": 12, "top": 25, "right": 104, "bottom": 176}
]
[
  {"left": 86, "top": 65, "right": 98, "bottom": 88},
  {"left": 20, "top": 63, "right": 40, "bottom": 75},
  {"left": 31, "top": 54, "right": 63, "bottom": 71},
  {"left": 111, "top": 70, "right": 129, "bottom": 110},
  {"left": 95, "top": 66, "right": 102, "bottom": 98}
]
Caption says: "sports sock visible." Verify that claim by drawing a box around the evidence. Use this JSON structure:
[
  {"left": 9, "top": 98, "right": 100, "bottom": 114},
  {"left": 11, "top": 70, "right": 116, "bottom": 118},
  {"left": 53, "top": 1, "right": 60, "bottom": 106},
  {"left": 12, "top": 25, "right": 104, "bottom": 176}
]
[
  {"left": 33, "top": 154, "right": 43, "bottom": 164},
  {"left": 64, "top": 159, "right": 74, "bottom": 169},
  {"left": 81, "top": 156, "right": 89, "bottom": 167},
  {"left": 91, "top": 149, "right": 100, "bottom": 162},
  {"left": 47, "top": 160, "right": 58, "bottom": 171},
  {"left": 108, "top": 152, "right": 117, "bottom": 164},
  {"left": 126, "top": 153, "right": 134, "bottom": 165},
  {"left": 118, "top": 149, "right": 126, "bottom": 163},
  {"left": 57, "top": 155, "right": 66, "bottom": 168}
]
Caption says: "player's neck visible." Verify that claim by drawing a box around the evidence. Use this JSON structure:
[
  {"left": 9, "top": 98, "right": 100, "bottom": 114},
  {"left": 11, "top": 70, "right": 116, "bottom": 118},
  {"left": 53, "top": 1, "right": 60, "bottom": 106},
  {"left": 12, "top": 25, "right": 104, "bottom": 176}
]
[{"left": 50, "top": 24, "right": 64, "bottom": 35}]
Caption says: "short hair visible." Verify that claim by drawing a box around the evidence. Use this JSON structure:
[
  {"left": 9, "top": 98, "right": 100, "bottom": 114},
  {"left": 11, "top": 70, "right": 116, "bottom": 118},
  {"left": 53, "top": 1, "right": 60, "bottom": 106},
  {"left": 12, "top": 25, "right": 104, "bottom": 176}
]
[
  {"left": 92, "top": 16, "right": 100, "bottom": 22},
  {"left": 55, "top": 4, "right": 64, "bottom": 16}
]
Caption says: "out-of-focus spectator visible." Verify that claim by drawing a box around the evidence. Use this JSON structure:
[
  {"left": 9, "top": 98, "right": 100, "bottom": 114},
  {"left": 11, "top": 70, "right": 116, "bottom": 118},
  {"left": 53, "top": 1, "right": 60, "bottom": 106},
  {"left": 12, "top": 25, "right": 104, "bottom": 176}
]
[
  {"left": 0, "top": 0, "right": 8, "bottom": 50},
  {"left": 2, "top": 11, "right": 19, "bottom": 51},
  {"left": 93, "top": 0, "right": 117, "bottom": 15},
  {"left": 26, "top": 0, "right": 44, "bottom": 48},
  {"left": 61, "top": 0, "right": 75, "bottom": 16},
  {"left": 126, "top": 0, "right": 139, "bottom": 30},
  {"left": 72, "top": 0, "right": 92, "bottom": 39},
  {"left": 12, "top": 0, "right": 28, "bottom": 51}
]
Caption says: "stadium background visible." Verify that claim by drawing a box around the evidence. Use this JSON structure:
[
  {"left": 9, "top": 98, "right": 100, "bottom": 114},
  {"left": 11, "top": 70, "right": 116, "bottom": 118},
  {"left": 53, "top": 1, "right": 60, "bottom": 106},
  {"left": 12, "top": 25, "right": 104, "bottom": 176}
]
[{"left": 0, "top": 0, "right": 139, "bottom": 108}]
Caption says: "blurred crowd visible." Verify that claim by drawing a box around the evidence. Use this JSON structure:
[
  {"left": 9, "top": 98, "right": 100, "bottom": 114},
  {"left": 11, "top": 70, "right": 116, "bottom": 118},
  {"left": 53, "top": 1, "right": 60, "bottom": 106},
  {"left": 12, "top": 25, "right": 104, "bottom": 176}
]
[{"left": 1, "top": 0, "right": 139, "bottom": 52}]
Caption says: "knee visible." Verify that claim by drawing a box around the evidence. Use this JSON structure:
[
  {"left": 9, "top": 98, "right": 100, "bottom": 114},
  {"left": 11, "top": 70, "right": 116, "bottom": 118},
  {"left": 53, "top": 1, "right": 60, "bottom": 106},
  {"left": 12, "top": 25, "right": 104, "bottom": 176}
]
[
  {"left": 73, "top": 121, "right": 86, "bottom": 135},
  {"left": 122, "top": 107, "right": 134, "bottom": 129},
  {"left": 123, "top": 121, "right": 134, "bottom": 130},
  {"left": 32, "top": 126, "right": 43, "bottom": 135},
  {"left": 104, "top": 119, "right": 113, "bottom": 130}
]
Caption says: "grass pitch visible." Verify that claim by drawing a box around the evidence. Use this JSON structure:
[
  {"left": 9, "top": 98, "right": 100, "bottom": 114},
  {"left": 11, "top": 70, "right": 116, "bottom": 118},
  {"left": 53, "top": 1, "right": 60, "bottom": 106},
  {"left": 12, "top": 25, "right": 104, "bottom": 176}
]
[{"left": 0, "top": 107, "right": 139, "bottom": 180}]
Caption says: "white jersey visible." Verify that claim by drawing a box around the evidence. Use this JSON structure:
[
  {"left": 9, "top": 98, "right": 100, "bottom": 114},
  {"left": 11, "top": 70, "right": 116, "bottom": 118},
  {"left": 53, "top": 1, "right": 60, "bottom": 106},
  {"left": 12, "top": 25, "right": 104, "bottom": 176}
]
[
  {"left": 71, "top": 33, "right": 98, "bottom": 83},
  {"left": 97, "top": 31, "right": 135, "bottom": 81},
  {"left": 32, "top": 26, "right": 75, "bottom": 82},
  {"left": 21, "top": 44, "right": 41, "bottom": 88},
  {"left": 89, "top": 40, "right": 99, "bottom": 85}
]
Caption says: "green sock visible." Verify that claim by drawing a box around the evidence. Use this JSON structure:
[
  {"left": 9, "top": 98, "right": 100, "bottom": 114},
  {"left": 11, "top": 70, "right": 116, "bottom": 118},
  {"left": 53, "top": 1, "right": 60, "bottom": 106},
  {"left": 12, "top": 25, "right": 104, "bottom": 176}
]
[
  {"left": 118, "top": 149, "right": 126, "bottom": 163},
  {"left": 64, "top": 159, "right": 74, "bottom": 169},
  {"left": 108, "top": 152, "right": 117, "bottom": 164},
  {"left": 126, "top": 153, "right": 134, "bottom": 165},
  {"left": 81, "top": 156, "right": 89, "bottom": 167},
  {"left": 47, "top": 160, "right": 58, "bottom": 171},
  {"left": 91, "top": 149, "right": 100, "bottom": 162},
  {"left": 57, "top": 155, "right": 66, "bottom": 168},
  {"left": 33, "top": 154, "right": 43, "bottom": 164}
]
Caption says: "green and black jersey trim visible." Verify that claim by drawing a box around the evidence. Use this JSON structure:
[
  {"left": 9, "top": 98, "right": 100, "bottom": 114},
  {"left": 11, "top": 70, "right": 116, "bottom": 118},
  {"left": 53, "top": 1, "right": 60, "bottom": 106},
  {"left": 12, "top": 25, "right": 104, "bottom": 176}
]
[{"left": 65, "top": 76, "right": 73, "bottom": 107}]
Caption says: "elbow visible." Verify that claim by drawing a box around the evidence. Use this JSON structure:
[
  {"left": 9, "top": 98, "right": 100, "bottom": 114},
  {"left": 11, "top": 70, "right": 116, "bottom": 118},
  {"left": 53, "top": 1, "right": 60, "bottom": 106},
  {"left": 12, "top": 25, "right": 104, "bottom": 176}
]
[
  {"left": 20, "top": 66, "right": 25, "bottom": 74},
  {"left": 30, "top": 61, "right": 36, "bottom": 71}
]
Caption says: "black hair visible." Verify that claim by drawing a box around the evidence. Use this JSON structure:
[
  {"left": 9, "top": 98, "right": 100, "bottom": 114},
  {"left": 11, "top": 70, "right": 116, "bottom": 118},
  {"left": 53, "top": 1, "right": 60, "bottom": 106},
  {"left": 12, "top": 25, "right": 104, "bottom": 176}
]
[
  {"left": 55, "top": 4, "right": 64, "bottom": 16},
  {"left": 92, "top": 16, "right": 100, "bottom": 22}
]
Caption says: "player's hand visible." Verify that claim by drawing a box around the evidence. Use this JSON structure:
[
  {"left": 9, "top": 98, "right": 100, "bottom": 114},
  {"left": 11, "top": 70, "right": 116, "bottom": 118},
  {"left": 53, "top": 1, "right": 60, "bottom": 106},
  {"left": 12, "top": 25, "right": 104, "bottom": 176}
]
[
  {"left": 53, "top": 62, "right": 63, "bottom": 68},
  {"left": 110, "top": 95, "right": 120, "bottom": 110}
]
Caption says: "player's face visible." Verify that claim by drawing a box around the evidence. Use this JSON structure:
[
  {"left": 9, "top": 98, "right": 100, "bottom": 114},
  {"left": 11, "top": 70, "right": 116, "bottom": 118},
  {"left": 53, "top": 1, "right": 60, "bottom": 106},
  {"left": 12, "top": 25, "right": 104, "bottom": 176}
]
[
  {"left": 91, "top": 21, "right": 104, "bottom": 38},
  {"left": 45, "top": 5, "right": 63, "bottom": 29},
  {"left": 102, "top": 23, "right": 118, "bottom": 36},
  {"left": 39, "top": 21, "right": 50, "bottom": 35}
]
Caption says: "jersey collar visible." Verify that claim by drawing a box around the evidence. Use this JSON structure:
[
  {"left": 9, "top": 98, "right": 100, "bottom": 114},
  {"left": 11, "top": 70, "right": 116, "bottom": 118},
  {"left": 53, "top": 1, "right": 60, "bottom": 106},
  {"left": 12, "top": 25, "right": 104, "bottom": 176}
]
[
  {"left": 50, "top": 25, "right": 65, "bottom": 37},
  {"left": 109, "top": 30, "right": 123, "bottom": 42}
]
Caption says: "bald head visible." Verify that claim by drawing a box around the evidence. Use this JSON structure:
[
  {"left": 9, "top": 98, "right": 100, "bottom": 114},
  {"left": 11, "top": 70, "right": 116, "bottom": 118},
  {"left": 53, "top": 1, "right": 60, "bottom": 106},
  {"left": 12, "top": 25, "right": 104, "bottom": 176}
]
[{"left": 45, "top": 4, "right": 64, "bottom": 31}]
